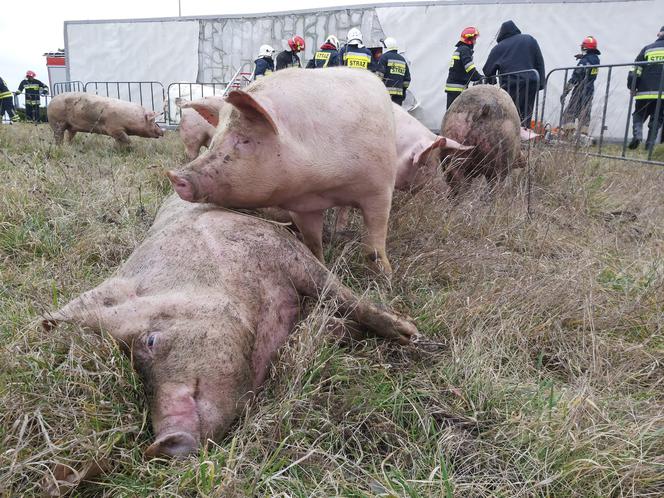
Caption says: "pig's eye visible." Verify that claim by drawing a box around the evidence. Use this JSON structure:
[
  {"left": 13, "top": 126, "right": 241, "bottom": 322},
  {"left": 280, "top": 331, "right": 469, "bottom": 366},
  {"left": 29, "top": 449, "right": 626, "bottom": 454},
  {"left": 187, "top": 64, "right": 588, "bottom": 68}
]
[{"left": 146, "top": 334, "right": 157, "bottom": 349}]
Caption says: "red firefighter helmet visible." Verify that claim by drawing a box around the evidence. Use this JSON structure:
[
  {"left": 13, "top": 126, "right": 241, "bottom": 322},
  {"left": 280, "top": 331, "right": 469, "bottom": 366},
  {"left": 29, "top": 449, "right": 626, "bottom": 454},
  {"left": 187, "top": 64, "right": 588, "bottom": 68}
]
[
  {"left": 288, "top": 35, "right": 305, "bottom": 52},
  {"left": 581, "top": 36, "right": 598, "bottom": 50},
  {"left": 26, "top": 70, "right": 36, "bottom": 78},
  {"left": 460, "top": 27, "right": 480, "bottom": 44}
]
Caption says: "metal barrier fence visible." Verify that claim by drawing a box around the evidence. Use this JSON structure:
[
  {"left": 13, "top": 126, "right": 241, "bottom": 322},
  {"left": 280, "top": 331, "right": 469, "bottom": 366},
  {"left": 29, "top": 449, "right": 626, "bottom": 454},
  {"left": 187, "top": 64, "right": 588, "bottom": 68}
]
[
  {"left": 166, "top": 82, "right": 228, "bottom": 125},
  {"left": 541, "top": 61, "right": 664, "bottom": 165},
  {"left": 83, "top": 81, "right": 167, "bottom": 123},
  {"left": 478, "top": 69, "right": 542, "bottom": 127},
  {"left": 52, "top": 81, "right": 84, "bottom": 95}
]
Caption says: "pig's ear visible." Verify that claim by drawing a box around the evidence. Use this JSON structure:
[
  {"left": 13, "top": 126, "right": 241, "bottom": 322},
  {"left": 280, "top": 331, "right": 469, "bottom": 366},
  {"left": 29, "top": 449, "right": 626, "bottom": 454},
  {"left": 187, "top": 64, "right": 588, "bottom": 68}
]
[
  {"left": 414, "top": 136, "right": 473, "bottom": 165},
  {"left": 225, "top": 90, "right": 278, "bottom": 135},
  {"left": 145, "top": 110, "right": 158, "bottom": 122},
  {"left": 188, "top": 101, "right": 221, "bottom": 127}
]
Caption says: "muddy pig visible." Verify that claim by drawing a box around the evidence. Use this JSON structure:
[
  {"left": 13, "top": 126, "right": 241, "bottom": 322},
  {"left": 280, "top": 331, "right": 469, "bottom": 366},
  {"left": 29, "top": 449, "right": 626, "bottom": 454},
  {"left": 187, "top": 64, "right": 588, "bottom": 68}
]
[
  {"left": 43, "top": 195, "right": 417, "bottom": 458},
  {"left": 175, "top": 96, "right": 225, "bottom": 160},
  {"left": 47, "top": 92, "right": 163, "bottom": 146},
  {"left": 167, "top": 67, "right": 398, "bottom": 275},
  {"left": 440, "top": 85, "right": 537, "bottom": 195}
]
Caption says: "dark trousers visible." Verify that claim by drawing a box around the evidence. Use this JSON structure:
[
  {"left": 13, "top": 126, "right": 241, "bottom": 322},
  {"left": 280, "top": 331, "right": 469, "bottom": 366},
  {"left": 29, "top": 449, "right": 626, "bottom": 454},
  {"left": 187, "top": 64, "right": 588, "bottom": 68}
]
[
  {"left": 503, "top": 79, "right": 538, "bottom": 128},
  {"left": 562, "top": 86, "right": 594, "bottom": 133},
  {"left": 390, "top": 94, "right": 405, "bottom": 106},
  {"left": 446, "top": 91, "right": 461, "bottom": 109},
  {"left": 25, "top": 99, "right": 41, "bottom": 121},
  {"left": 1, "top": 97, "right": 16, "bottom": 121},
  {"left": 632, "top": 99, "right": 664, "bottom": 149}
]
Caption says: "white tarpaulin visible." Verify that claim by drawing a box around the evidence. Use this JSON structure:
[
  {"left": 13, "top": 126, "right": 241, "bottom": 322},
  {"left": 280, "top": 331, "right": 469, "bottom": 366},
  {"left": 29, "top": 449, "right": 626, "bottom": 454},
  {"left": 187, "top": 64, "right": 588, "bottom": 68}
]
[{"left": 64, "top": 1, "right": 664, "bottom": 137}]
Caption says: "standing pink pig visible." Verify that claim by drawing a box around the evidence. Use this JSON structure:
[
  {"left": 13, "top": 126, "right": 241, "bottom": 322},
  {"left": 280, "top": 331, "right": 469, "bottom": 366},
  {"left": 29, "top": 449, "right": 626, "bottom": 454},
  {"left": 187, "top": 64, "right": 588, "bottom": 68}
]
[
  {"left": 47, "top": 92, "right": 163, "bottom": 145},
  {"left": 167, "top": 67, "right": 398, "bottom": 275},
  {"left": 175, "top": 96, "right": 225, "bottom": 160}
]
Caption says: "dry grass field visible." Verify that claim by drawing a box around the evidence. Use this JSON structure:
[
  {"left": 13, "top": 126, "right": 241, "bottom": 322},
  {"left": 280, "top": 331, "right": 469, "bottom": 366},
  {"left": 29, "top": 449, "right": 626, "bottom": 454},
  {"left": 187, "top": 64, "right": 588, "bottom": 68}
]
[{"left": 1, "top": 122, "right": 663, "bottom": 497}]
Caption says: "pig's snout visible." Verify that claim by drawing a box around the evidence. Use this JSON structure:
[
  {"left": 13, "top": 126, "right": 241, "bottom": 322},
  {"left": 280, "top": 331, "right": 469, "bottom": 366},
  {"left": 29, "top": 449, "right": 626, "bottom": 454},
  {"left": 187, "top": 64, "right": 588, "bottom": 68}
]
[
  {"left": 167, "top": 170, "right": 196, "bottom": 202},
  {"left": 145, "top": 431, "right": 198, "bottom": 458}
]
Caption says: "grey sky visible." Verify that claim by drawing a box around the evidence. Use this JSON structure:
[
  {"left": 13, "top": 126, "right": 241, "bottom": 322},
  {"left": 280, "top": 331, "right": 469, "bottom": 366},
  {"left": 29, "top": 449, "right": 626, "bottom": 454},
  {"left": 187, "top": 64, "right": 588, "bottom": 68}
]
[{"left": 0, "top": 0, "right": 422, "bottom": 88}]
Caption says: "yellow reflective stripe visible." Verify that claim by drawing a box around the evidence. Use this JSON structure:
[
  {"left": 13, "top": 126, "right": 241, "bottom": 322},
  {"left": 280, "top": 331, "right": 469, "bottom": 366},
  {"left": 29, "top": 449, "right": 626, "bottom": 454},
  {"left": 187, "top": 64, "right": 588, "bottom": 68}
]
[
  {"left": 465, "top": 63, "right": 476, "bottom": 73},
  {"left": 445, "top": 85, "right": 465, "bottom": 92},
  {"left": 644, "top": 48, "right": 664, "bottom": 61},
  {"left": 451, "top": 55, "right": 460, "bottom": 60},
  {"left": 24, "top": 85, "right": 41, "bottom": 90},
  {"left": 344, "top": 53, "right": 371, "bottom": 69},
  {"left": 387, "top": 87, "right": 403, "bottom": 95},
  {"left": 635, "top": 91, "right": 664, "bottom": 99},
  {"left": 0, "top": 91, "right": 13, "bottom": 99}
]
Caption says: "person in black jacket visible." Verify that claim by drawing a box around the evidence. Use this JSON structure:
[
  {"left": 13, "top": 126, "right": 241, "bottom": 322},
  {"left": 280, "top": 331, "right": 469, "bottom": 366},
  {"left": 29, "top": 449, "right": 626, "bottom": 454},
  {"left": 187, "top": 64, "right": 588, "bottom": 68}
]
[
  {"left": 0, "top": 76, "right": 18, "bottom": 123},
  {"left": 483, "top": 20, "right": 545, "bottom": 128},
  {"left": 276, "top": 35, "right": 305, "bottom": 71},
  {"left": 445, "top": 26, "right": 483, "bottom": 109},
  {"left": 375, "top": 37, "right": 411, "bottom": 105},
  {"left": 254, "top": 45, "right": 275, "bottom": 80},
  {"left": 561, "top": 36, "right": 601, "bottom": 137},
  {"left": 16, "top": 70, "right": 48, "bottom": 122},
  {"left": 627, "top": 26, "right": 664, "bottom": 151},
  {"left": 340, "top": 28, "right": 374, "bottom": 71},
  {"left": 306, "top": 35, "right": 341, "bottom": 69}
]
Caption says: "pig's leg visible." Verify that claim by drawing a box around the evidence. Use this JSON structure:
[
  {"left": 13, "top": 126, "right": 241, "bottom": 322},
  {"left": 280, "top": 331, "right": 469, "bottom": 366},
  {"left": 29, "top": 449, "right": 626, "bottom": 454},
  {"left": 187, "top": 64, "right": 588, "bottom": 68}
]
[
  {"left": 358, "top": 194, "right": 393, "bottom": 276},
  {"left": 284, "top": 246, "right": 416, "bottom": 344},
  {"left": 289, "top": 210, "right": 325, "bottom": 262},
  {"left": 445, "top": 167, "right": 467, "bottom": 197},
  {"left": 110, "top": 130, "right": 131, "bottom": 146},
  {"left": 51, "top": 122, "right": 65, "bottom": 145},
  {"left": 335, "top": 207, "right": 351, "bottom": 232},
  {"left": 65, "top": 130, "right": 77, "bottom": 143}
]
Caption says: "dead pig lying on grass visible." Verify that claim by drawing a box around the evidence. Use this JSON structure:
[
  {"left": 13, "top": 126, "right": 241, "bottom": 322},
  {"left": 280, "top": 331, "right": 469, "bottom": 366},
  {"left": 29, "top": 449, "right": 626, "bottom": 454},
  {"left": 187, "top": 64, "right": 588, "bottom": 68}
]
[
  {"left": 441, "top": 85, "right": 537, "bottom": 195},
  {"left": 175, "top": 96, "right": 225, "bottom": 160},
  {"left": 167, "top": 67, "right": 399, "bottom": 275},
  {"left": 43, "top": 195, "right": 416, "bottom": 458},
  {"left": 47, "top": 92, "right": 163, "bottom": 146}
]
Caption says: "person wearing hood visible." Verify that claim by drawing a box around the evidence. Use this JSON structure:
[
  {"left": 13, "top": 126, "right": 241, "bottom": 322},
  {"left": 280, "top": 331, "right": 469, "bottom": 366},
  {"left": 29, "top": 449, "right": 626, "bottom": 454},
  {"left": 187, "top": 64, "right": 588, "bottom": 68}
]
[
  {"left": 340, "top": 28, "right": 374, "bottom": 71},
  {"left": 483, "top": 20, "right": 545, "bottom": 128},
  {"left": 276, "top": 36, "right": 305, "bottom": 71},
  {"left": 306, "top": 35, "right": 341, "bottom": 68},
  {"left": 445, "top": 26, "right": 483, "bottom": 109},
  {"left": 627, "top": 26, "right": 664, "bottom": 151},
  {"left": 254, "top": 45, "right": 275, "bottom": 80},
  {"left": 375, "top": 37, "right": 411, "bottom": 105},
  {"left": 560, "top": 36, "right": 601, "bottom": 138}
]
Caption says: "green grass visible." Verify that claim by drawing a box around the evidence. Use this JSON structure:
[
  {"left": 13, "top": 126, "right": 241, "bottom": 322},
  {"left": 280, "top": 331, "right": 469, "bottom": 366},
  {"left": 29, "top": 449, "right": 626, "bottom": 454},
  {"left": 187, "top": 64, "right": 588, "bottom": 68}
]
[{"left": 1, "top": 123, "right": 663, "bottom": 496}]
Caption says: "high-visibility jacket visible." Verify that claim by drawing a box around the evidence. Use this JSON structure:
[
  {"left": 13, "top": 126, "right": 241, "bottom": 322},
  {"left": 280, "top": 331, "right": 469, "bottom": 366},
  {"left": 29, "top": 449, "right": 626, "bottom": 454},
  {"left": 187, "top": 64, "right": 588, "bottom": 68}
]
[
  {"left": 340, "top": 44, "right": 374, "bottom": 71},
  {"left": 628, "top": 36, "right": 664, "bottom": 100},
  {"left": 445, "top": 42, "right": 482, "bottom": 93},
  {"left": 0, "top": 77, "right": 13, "bottom": 100},
  {"left": 275, "top": 50, "right": 301, "bottom": 70},
  {"left": 254, "top": 57, "right": 274, "bottom": 79},
  {"left": 18, "top": 78, "right": 48, "bottom": 104},
  {"left": 306, "top": 43, "right": 341, "bottom": 68},
  {"left": 375, "top": 49, "right": 411, "bottom": 97}
]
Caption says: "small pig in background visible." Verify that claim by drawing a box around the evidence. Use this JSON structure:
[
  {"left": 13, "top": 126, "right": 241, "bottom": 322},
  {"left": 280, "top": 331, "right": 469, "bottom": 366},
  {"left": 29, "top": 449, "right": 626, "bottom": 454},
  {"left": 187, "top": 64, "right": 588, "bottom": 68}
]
[
  {"left": 47, "top": 92, "right": 163, "bottom": 145},
  {"left": 167, "top": 67, "right": 399, "bottom": 275},
  {"left": 441, "top": 85, "right": 537, "bottom": 195},
  {"left": 43, "top": 195, "right": 417, "bottom": 458},
  {"left": 175, "top": 96, "right": 225, "bottom": 160}
]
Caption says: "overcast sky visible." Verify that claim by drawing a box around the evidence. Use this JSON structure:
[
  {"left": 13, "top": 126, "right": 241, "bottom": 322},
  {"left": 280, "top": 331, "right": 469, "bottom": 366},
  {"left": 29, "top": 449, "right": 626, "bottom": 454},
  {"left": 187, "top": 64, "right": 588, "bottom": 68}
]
[{"left": 0, "top": 0, "right": 423, "bottom": 88}]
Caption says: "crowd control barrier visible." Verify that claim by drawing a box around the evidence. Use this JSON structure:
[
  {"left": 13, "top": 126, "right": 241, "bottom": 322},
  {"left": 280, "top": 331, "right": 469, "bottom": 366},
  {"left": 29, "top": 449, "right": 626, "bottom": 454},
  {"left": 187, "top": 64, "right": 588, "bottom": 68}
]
[{"left": 83, "top": 81, "right": 167, "bottom": 123}]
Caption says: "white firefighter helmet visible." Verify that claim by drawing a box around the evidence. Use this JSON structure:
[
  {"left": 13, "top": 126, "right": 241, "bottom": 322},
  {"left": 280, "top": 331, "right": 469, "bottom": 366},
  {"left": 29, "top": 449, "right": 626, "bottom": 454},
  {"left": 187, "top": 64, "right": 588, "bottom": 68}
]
[
  {"left": 383, "top": 37, "right": 398, "bottom": 51},
  {"left": 325, "top": 35, "right": 340, "bottom": 49},
  {"left": 347, "top": 28, "right": 363, "bottom": 45},
  {"left": 258, "top": 44, "right": 275, "bottom": 58}
]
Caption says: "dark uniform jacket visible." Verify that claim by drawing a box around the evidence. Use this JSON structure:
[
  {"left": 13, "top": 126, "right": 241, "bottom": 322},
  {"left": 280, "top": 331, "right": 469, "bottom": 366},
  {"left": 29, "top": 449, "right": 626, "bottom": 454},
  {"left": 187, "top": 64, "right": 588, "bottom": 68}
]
[
  {"left": 18, "top": 78, "right": 48, "bottom": 103},
  {"left": 340, "top": 44, "right": 374, "bottom": 71},
  {"left": 569, "top": 49, "right": 601, "bottom": 92},
  {"left": 445, "top": 42, "right": 482, "bottom": 93},
  {"left": 0, "top": 77, "right": 13, "bottom": 100},
  {"left": 306, "top": 43, "right": 341, "bottom": 68},
  {"left": 375, "top": 49, "right": 411, "bottom": 96},
  {"left": 483, "top": 21, "right": 545, "bottom": 89},
  {"left": 254, "top": 57, "right": 275, "bottom": 79},
  {"left": 628, "top": 35, "right": 664, "bottom": 100},
  {"left": 275, "top": 50, "right": 301, "bottom": 71}
]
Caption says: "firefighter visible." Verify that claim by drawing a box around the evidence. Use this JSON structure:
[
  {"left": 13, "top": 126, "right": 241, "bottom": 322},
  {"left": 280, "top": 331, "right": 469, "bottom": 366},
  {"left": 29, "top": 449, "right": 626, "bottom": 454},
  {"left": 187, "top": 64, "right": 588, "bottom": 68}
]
[
  {"left": 483, "top": 20, "right": 545, "bottom": 128},
  {"left": 627, "top": 26, "right": 664, "bottom": 151},
  {"left": 560, "top": 36, "right": 601, "bottom": 138},
  {"left": 254, "top": 45, "right": 275, "bottom": 80},
  {"left": 306, "top": 35, "right": 341, "bottom": 68},
  {"left": 276, "top": 36, "right": 305, "bottom": 70},
  {"left": 340, "top": 28, "right": 374, "bottom": 71},
  {"left": 16, "top": 70, "right": 48, "bottom": 122},
  {"left": 0, "top": 76, "right": 19, "bottom": 123},
  {"left": 445, "top": 27, "right": 483, "bottom": 109},
  {"left": 375, "top": 37, "right": 411, "bottom": 106}
]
